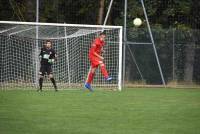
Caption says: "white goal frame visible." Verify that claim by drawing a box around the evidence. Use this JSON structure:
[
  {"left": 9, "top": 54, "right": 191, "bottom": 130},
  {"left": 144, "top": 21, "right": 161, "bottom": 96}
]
[{"left": 0, "top": 21, "right": 123, "bottom": 91}]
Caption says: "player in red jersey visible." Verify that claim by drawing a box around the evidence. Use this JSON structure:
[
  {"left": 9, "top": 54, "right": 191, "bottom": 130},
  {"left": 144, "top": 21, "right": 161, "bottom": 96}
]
[{"left": 84, "top": 32, "right": 112, "bottom": 91}]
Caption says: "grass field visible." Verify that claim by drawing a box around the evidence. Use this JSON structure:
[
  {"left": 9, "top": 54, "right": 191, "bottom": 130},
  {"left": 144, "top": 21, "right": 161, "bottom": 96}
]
[{"left": 0, "top": 88, "right": 200, "bottom": 134}]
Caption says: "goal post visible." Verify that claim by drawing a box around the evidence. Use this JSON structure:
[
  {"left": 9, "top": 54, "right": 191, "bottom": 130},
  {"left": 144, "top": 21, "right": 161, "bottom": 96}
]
[{"left": 0, "top": 21, "right": 123, "bottom": 91}]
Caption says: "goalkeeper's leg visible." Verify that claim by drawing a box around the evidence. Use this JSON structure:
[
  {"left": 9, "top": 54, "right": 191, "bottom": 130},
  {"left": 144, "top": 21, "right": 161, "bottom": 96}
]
[
  {"left": 38, "top": 74, "right": 44, "bottom": 92},
  {"left": 49, "top": 74, "right": 58, "bottom": 91},
  {"left": 37, "top": 67, "right": 45, "bottom": 92},
  {"left": 48, "top": 66, "right": 58, "bottom": 91}
]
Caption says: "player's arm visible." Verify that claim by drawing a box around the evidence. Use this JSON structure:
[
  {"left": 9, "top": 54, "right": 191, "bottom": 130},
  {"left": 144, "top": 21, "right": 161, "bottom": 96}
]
[
  {"left": 54, "top": 54, "right": 58, "bottom": 61},
  {"left": 39, "top": 48, "right": 43, "bottom": 58},
  {"left": 92, "top": 39, "right": 104, "bottom": 60},
  {"left": 90, "top": 46, "right": 104, "bottom": 60},
  {"left": 53, "top": 50, "right": 57, "bottom": 61},
  {"left": 48, "top": 50, "right": 57, "bottom": 64},
  {"left": 93, "top": 52, "right": 104, "bottom": 60}
]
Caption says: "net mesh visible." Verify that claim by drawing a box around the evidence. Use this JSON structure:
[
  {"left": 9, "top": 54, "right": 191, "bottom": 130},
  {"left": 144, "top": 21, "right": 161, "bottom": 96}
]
[{"left": 0, "top": 23, "right": 122, "bottom": 90}]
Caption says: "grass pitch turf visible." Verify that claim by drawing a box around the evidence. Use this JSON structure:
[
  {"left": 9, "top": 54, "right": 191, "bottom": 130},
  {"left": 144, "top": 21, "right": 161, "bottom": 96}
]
[{"left": 0, "top": 88, "right": 200, "bottom": 134}]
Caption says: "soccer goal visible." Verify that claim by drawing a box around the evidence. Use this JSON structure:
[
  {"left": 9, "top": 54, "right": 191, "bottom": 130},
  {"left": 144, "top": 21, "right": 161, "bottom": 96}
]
[{"left": 0, "top": 21, "right": 122, "bottom": 91}]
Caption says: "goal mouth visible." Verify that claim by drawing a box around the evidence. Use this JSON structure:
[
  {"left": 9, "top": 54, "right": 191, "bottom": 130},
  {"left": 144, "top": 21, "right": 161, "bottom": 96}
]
[{"left": 0, "top": 21, "right": 123, "bottom": 91}]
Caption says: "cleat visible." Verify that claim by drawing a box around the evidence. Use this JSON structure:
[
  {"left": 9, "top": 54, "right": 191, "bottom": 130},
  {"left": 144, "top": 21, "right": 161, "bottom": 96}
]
[
  {"left": 84, "top": 83, "right": 94, "bottom": 92},
  {"left": 105, "top": 76, "right": 112, "bottom": 81}
]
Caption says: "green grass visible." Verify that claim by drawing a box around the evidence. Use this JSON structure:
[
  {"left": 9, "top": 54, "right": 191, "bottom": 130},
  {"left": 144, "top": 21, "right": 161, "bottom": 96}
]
[{"left": 0, "top": 88, "right": 200, "bottom": 134}]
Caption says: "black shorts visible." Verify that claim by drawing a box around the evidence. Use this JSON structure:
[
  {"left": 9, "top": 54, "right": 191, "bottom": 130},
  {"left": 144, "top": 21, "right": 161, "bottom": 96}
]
[{"left": 39, "top": 65, "right": 53, "bottom": 76}]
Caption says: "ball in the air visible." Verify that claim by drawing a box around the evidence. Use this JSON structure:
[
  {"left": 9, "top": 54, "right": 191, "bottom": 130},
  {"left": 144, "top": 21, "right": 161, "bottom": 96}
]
[{"left": 133, "top": 18, "right": 142, "bottom": 27}]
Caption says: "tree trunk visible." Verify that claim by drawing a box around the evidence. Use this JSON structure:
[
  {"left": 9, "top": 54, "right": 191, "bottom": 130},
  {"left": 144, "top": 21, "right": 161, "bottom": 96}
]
[
  {"left": 184, "top": 42, "right": 195, "bottom": 83},
  {"left": 97, "top": 0, "right": 105, "bottom": 25},
  {"left": 25, "top": 0, "right": 35, "bottom": 21}
]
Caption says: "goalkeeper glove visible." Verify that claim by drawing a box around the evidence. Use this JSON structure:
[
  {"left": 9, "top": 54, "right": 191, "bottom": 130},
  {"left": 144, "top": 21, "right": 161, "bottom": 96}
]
[{"left": 48, "top": 59, "right": 55, "bottom": 64}]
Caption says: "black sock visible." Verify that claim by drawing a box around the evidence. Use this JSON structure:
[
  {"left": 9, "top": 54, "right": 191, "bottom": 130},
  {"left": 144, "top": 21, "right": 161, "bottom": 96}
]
[
  {"left": 50, "top": 78, "right": 57, "bottom": 90},
  {"left": 39, "top": 78, "right": 43, "bottom": 90}
]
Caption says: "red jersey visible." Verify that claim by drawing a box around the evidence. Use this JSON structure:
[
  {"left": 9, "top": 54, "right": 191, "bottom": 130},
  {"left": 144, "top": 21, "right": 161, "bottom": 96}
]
[{"left": 89, "top": 38, "right": 105, "bottom": 59}]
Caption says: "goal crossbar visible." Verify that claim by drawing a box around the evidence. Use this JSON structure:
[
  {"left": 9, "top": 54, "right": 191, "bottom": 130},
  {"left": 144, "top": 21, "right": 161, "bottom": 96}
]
[{"left": 0, "top": 21, "right": 122, "bottom": 29}]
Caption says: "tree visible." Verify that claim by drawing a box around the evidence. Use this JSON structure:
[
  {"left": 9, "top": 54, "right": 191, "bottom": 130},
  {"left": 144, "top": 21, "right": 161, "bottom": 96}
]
[
  {"left": 25, "top": 0, "right": 35, "bottom": 21},
  {"left": 97, "top": 0, "right": 105, "bottom": 25}
]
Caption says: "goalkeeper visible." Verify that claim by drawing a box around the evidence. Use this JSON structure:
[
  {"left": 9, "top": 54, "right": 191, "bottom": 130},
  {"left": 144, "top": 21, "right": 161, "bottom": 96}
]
[
  {"left": 37, "top": 40, "right": 58, "bottom": 92},
  {"left": 85, "top": 32, "right": 112, "bottom": 91}
]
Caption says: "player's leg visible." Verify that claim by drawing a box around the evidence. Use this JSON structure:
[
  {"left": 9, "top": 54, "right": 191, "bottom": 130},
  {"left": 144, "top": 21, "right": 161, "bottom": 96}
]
[
  {"left": 38, "top": 75, "right": 44, "bottom": 91},
  {"left": 100, "top": 62, "right": 112, "bottom": 81},
  {"left": 85, "top": 66, "right": 97, "bottom": 91},
  {"left": 47, "top": 66, "right": 58, "bottom": 91},
  {"left": 38, "top": 66, "right": 45, "bottom": 91},
  {"left": 49, "top": 74, "right": 58, "bottom": 91},
  {"left": 86, "top": 66, "right": 96, "bottom": 84}
]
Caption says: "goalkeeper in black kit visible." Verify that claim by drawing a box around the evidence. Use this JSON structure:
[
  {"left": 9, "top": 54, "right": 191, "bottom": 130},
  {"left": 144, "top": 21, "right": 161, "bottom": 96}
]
[{"left": 37, "top": 40, "right": 58, "bottom": 92}]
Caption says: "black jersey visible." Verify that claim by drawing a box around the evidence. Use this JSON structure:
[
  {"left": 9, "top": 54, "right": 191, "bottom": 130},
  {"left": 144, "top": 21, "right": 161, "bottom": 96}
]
[{"left": 39, "top": 47, "right": 56, "bottom": 66}]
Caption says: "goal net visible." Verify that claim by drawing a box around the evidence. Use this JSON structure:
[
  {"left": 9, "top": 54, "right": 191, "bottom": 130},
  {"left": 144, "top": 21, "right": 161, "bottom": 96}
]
[{"left": 0, "top": 21, "right": 122, "bottom": 91}]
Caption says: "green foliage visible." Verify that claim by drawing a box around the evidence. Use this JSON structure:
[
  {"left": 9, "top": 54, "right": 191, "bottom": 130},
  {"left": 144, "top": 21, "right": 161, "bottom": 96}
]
[
  {"left": 0, "top": 0, "right": 198, "bottom": 28},
  {"left": 120, "top": 0, "right": 198, "bottom": 29}
]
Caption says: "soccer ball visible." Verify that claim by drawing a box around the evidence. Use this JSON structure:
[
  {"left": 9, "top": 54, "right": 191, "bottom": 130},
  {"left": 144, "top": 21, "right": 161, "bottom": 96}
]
[{"left": 133, "top": 18, "right": 142, "bottom": 27}]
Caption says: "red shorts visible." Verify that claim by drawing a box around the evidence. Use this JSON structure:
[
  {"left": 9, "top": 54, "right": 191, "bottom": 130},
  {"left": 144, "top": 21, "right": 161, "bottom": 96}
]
[{"left": 89, "top": 57, "right": 103, "bottom": 68}]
